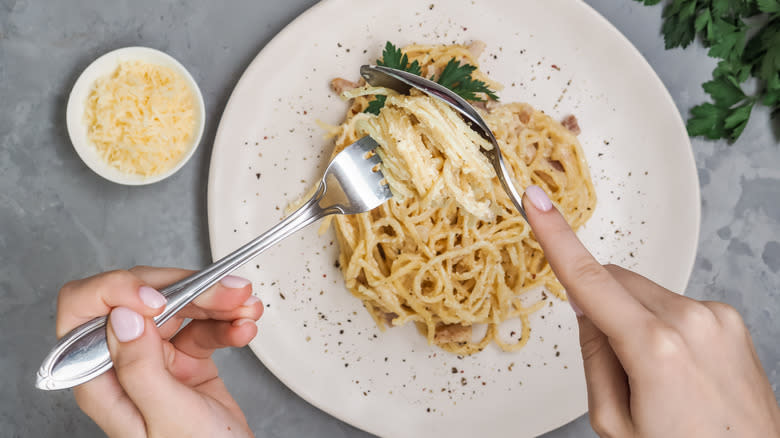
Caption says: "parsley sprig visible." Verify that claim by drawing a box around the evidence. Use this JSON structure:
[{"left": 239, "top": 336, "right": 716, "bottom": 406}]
[
  {"left": 435, "top": 58, "right": 499, "bottom": 101},
  {"left": 635, "top": 0, "right": 780, "bottom": 142},
  {"left": 377, "top": 41, "right": 422, "bottom": 76},
  {"left": 365, "top": 42, "right": 499, "bottom": 115}
]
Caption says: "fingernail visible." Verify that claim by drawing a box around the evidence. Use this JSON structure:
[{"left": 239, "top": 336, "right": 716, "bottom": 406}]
[
  {"left": 110, "top": 307, "right": 145, "bottom": 342},
  {"left": 138, "top": 286, "right": 167, "bottom": 309},
  {"left": 220, "top": 275, "right": 251, "bottom": 289},
  {"left": 233, "top": 318, "right": 255, "bottom": 327},
  {"left": 243, "top": 295, "right": 260, "bottom": 307},
  {"left": 525, "top": 185, "right": 553, "bottom": 212},
  {"left": 569, "top": 298, "right": 584, "bottom": 317}
]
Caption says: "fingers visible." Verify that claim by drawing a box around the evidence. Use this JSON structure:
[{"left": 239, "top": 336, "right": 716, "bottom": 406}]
[
  {"left": 173, "top": 317, "right": 259, "bottom": 359},
  {"left": 164, "top": 318, "right": 259, "bottom": 387},
  {"left": 165, "top": 297, "right": 261, "bottom": 385},
  {"left": 155, "top": 294, "right": 261, "bottom": 342},
  {"left": 604, "top": 264, "right": 698, "bottom": 326},
  {"left": 179, "top": 285, "right": 257, "bottom": 320},
  {"left": 130, "top": 265, "right": 255, "bottom": 319},
  {"left": 105, "top": 308, "right": 199, "bottom": 426},
  {"left": 128, "top": 265, "right": 194, "bottom": 288},
  {"left": 56, "top": 270, "right": 166, "bottom": 338},
  {"left": 578, "top": 317, "right": 634, "bottom": 437},
  {"left": 522, "top": 186, "right": 656, "bottom": 345}
]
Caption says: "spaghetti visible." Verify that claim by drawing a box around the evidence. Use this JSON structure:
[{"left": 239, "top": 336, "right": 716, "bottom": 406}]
[{"left": 324, "top": 43, "right": 596, "bottom": 355}]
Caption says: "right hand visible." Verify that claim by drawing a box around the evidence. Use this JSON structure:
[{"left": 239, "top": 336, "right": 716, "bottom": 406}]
[{"left": 522, "top": 185, "right": 780, "bottom": 437}]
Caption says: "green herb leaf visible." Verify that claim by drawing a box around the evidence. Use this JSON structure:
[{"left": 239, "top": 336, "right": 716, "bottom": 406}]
[
  {"left": 365, "top": 41, "right": 499, "bottom": 114},
  {"left": 376, "top": 42, "right": 422, "bottom": 76},
  {"left": 708, "top": 18, "right": 747, "bottom": 62},
  {"left": 639, "top": 0, "right": 780, "bottom": 142},
  {"left": 702, "top": 76, "right": 746, "bottom": 107},
  {"left": 694, "top": 8, "right": 713, "bottom": 40},
  {"left": 713, "top": 59, "right": 752, "bottom": 85},
  {"left": 661, "top": 0, "right": 698, "bottom": 48},
  {"left": 365, "top": 42, "right": 422, "bottom": 114},
  {"left": 364, "top": 95, "right": 387, "bottom": 115},
  {"left": 723, "top": 100, "right": 754, "bottom": 140},
  {"left": 687, "top": 103, "right": 729, "bottom": 139},
  {"left": 757, "top": 0, "right": 780, "bottom": 13},
  {"left": 763, "top": 87, "right": 780, "bottom": 106},
  {"left": 433, "top": 58, "right": 499, "bottom": 101},
  {"left": 634, "top": 0, "right": 662, "bottom": 5},
  {"left": 712, "top": 0, "right": 733, "bottom": 16}
]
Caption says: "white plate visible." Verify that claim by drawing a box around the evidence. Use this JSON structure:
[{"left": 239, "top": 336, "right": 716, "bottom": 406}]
[
  {"left": 67, "top": 46, "right": 205, "bottom": 185},
  {"left": 207, "top": 1, "right": 700, "bottom": 437}
]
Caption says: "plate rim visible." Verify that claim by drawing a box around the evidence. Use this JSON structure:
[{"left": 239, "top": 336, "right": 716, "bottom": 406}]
[{"left": 206, "top": 0, "right": 702, "bottom": 435}]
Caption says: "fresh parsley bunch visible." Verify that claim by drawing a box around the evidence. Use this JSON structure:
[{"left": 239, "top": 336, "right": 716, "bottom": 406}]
[
  {"left": 365, "top": 42, "right": 498, "bottom": 115},
  {"left": 636, "top": 0, "right": 780, "bottom": 141}
]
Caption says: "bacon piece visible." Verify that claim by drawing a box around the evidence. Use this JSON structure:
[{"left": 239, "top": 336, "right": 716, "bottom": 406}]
[
  {"left": 471, "top": 100, "right": 498, "bottom": 112},
  {"left": 330, "top": 77, "right": 361, "bottom": 95},
  {"left": 383, "top": 312, "right": 398, "bottom": 326},
  {"left": 434, "top": 324, "right": 472, "bottom": 344},
  {"left": 467, "top": 41, "right": 487, "bottom": 59},
  {"left": 561, "top": 114, "right": 581, "bottom": 135},
  {"left": 471, "top": 101, "right": 489, "bottom": 111}
]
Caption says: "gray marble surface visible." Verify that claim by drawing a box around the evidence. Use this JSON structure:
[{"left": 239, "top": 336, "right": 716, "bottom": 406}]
[{"left": 1, "top": 0, "right": 778, "bottom": 437}]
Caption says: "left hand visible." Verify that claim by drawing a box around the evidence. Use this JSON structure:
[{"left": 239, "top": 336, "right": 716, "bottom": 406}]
[{"left": 55, "top": 266, "right": 264, "bottom": 437}]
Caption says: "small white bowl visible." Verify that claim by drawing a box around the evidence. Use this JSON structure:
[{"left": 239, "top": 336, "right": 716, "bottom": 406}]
[{"left": 66, "top": 46, "right": 206, "bottom": 185}]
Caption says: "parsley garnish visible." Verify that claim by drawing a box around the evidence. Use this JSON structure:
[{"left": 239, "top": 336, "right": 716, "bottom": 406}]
[
  {"left": 364, "top": 94, "right": 387, "bottom": 115},
  {"left": 364, "top": 42, "right": 499, "bottom": 114},
  {"left": 435, "top": 58, "right": 499, "bottom": 101},
  {"left": 636, "top": 0, "right": 780, "bottom": 142},
  {"left": 377, "top": 41, "right": 422, "bottom": 76}
]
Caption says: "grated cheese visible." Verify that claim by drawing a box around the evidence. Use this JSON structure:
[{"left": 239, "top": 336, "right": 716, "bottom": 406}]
[{"left": 84, "top": 60, "right": 197, "bottom": 176}]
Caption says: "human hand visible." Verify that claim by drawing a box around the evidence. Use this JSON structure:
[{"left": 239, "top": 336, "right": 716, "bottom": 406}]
[
  {"left": 56, "top": 267, "right": 264, "bottom": 437},
  {"left": 522, "top": 186, "right": 780, "bottom": 438}
]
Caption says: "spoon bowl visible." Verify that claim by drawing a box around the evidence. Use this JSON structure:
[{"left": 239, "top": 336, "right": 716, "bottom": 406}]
[{"left": 360, "top": 65, "right": 527, "bottom": 220}]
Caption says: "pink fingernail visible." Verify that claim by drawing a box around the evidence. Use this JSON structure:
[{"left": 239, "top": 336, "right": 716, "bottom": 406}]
[
  {"left": 243, "top": 295, "right": 261, "bottom": 307},
  {"left": 525, "top": 185, "right": 553, "bottom": 212},
  {"left": 569, "top": 298, "right": 584, "bottom": 317},
  {"left": 220, "top": 275, "right": 251, "bottom": 289},
  {"left": 233, "top": 318, "right": 255, "bottom": 327},
  {"left": 110, "top": 307, "right": 145, "bottom": 342},
  {"left": 138, "top": 286, "right": 166, "bottom": 309}
]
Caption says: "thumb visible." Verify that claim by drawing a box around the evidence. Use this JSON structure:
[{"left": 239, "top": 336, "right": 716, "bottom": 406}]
[{"left": 106, "top": 307, "right": 198, "bottom": 428}]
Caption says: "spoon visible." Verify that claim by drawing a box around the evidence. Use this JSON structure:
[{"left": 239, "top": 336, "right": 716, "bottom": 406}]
[{"left": 360, "top": 64, "right": 527, "bottom": 220}]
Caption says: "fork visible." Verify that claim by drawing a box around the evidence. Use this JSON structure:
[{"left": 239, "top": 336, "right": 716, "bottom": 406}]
[
  {"left": 360, "top": 65, "right": 528, "bottom": 221},
  {"left": 36, "top": 135, "right": 392, "bottom": 391}
]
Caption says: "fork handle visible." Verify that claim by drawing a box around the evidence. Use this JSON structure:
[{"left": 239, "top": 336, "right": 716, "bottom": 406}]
[{"left": 36, "top": 183, "right": 328, "bottom": 391}]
